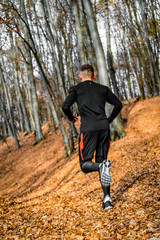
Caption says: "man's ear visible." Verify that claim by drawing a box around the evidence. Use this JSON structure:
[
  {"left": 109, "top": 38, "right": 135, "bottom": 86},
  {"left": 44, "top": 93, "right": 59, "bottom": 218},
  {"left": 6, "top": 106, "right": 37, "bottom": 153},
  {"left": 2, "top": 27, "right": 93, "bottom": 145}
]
[
  {"left": 94, "top": 74, "right": 96, "bottom": 79},
  {"left": 79, "top": 74, "right": 82, "bottom": 80}
]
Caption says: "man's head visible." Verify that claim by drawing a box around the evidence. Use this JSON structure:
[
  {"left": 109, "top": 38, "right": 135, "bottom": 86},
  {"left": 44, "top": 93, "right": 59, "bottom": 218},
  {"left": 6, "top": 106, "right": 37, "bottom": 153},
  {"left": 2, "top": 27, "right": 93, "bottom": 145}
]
[{"left": 79, "top": 64, "right": 95, "bottom": 81}]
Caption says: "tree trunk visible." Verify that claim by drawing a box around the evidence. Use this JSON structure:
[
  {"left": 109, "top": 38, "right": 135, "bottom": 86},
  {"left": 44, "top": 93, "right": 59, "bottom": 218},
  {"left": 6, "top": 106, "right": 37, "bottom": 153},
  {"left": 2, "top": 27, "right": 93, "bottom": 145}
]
[
  {"left": 20, "top": 0, "right": 44, "bottom": 143},
  {"left": 103, "top": 0, "right": 119, "bottom": 97},
  {"left": 15, "top": 54, "right": 34, "bottom": 131},
  {"left": 125, "top": 0, "right": 145, "bottom": 99},
  {"left": 46, "top": 103, "right": 55, "bottom": 131},
  {"left": 82, "top": 0, "right": 110, "bottom": 87},
  {"left": 78, "top": 0, "right": 99, "bottom": 80},
  {"left": 40, "top": 0, "right": 78, "bottom": 149},
  {"left": 10, "top": 32, "right": 31, "bottom": 134},
  {"left": 131, "top": 1, "right": 152, "bottom": 96},
  {"left": 0, "top": 62, "right": 20, "bottom": 149},
  {"left": 82, "top": 0, "right": 125, "bottom": 139},
  {"left": 139, "top": 0, "right": 159, "bottom": 95},
  {"left": 122, "top": 35, "right": 133, "bottom": 99},
  {"left": 0, "top": 95, "right": 12, "bottom": 139},
  {"left": 71, "top": 0, "right": 87, "bottom": 65},
  {"left": 25, "top": 47, "right": 43, "bottom": 142},
  {"left": 40, "top": 0, "right": 66, "bottom": 99},
  {"left": 18, "top": 0, "right": 72, "bottom": 155}
]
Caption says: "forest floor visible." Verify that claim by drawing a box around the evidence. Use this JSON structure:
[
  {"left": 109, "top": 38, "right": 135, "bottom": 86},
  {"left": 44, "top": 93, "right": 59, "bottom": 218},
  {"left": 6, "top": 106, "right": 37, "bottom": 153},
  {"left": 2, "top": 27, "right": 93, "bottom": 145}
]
[{"left": 0, "top": 97, "right": 160, "bottom": 240}]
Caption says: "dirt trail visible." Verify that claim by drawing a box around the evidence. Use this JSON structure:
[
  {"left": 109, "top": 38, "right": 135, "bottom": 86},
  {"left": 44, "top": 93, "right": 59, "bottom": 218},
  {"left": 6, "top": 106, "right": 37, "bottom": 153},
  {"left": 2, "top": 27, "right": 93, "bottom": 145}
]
[{"left": 0, "top": 97, "right": 160, "bottom": 240}]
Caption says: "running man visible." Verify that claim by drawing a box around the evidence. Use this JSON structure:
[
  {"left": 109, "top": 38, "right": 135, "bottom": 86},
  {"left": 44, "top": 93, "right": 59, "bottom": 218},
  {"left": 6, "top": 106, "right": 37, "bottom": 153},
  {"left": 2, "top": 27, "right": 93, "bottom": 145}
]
[{"left": 62, "top": 64, "right": 122, "bottom": 210}]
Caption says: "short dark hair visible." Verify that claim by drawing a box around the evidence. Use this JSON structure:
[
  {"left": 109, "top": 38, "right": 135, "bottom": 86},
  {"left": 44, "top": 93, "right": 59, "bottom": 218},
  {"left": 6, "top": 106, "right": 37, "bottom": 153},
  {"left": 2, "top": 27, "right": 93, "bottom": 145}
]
[{"left": 80, "top": 64, "right": 94, "bottom": 78}]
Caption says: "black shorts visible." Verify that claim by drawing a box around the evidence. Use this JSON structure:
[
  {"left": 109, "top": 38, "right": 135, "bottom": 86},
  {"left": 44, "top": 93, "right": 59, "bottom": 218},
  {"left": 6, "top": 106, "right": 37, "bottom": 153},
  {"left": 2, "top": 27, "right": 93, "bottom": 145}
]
[{"left": 79, "top": 129, "right": 111, "bottom": 167}]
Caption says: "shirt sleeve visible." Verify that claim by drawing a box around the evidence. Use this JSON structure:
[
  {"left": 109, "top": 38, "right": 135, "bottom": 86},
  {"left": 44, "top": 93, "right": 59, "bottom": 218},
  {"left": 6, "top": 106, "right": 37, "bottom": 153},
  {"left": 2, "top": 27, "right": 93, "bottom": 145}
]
[
  {"left": 62, "top": 86, "right": 76, "bottom": 121},
  {"left": 106, "top": 88, "right": 123, "bottom": 123}
]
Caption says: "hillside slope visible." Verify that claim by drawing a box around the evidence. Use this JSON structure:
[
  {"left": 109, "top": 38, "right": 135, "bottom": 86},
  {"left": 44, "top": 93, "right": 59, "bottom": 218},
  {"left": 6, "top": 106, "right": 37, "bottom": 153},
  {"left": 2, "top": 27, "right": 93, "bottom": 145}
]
[{"left": 0, "top": 97, "right": 160, "bottom": 240}]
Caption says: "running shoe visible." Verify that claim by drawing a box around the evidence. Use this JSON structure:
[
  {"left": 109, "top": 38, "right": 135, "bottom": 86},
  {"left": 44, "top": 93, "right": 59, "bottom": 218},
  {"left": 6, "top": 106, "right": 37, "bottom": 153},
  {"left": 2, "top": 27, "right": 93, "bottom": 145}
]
[
  {"left": 102, "top": 195, "right": 113, "bottom": 210},
  {"left": 99, "top": 159, "right": 111, "bottom": 187}
]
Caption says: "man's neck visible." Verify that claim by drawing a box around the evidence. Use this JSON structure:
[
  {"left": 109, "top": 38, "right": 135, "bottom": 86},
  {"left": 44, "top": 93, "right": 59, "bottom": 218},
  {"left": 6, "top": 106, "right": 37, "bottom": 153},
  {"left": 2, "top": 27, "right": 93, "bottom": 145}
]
[{"left": 81, "top": 78, "right": 93, "bottom": 82}]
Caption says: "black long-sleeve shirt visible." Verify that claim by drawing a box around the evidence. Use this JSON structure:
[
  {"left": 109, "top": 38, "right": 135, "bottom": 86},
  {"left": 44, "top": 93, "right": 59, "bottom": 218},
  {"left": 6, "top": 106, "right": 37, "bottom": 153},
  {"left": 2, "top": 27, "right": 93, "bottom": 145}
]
[{"left": 62, "top": 80, "right": 122, "bottom": 132}]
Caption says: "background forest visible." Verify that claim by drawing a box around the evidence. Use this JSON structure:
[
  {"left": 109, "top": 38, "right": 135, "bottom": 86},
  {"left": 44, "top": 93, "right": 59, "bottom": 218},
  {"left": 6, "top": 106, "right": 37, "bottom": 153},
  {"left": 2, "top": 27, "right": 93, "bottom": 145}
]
[{"left": 0, "top": 0, "right": 159, "bottom": 155}]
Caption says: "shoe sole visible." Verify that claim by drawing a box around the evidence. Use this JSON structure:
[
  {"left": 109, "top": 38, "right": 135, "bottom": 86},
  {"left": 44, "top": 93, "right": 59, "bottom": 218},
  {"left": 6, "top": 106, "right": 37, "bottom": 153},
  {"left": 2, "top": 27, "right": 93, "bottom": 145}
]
[
  {"left": 100, "top": 160, "right": 111, "bottom": 187},
  {"left": 103, "top": 205, "right": 113, "bottom": 210},
  {"left": 102, "top": 199, "right": 113, "bottom": 210}
]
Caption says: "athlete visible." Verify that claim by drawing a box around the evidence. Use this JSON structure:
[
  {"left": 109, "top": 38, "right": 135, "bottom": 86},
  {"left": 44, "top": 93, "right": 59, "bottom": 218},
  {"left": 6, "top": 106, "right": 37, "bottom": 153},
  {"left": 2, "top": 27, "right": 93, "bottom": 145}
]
[{"left": 62, "top": 64, "right": 122, "bottom": 210}]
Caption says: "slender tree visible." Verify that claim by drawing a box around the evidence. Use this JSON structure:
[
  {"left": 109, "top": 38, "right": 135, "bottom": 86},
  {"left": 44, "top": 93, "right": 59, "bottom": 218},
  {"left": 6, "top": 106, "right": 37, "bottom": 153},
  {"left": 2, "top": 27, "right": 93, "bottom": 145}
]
[
  {"left": 0, "top": 60, "right": 20, "bottom": 149},
  {"left": 82, "top": 0, "right": 125, "bottom": 139},
  {"left": 103, "top": 0, "right": 119, "bottom": 97}
]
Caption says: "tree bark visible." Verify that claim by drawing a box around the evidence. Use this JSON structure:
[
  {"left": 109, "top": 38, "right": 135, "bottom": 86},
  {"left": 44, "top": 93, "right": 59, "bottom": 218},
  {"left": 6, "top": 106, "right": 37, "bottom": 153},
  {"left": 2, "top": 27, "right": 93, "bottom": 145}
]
[
  {"left": 0, "top": 61, "right": 20, "bottom": 149},
  {"left": 103, "top": 0, "right": 119, "bottom": 97},
  {"left": 78, "top": 0, "right": 99, "bottom": 80},
  {"left": 18, "top": 0, "right": 72, "bottom": 155},
  {"left": 125, "top": 0, "right": 145, "bottom": 99},
  {"left": 10, "top": 32, "right": 31, "bottom": 134},
  {"left": 41, "top": 0, "right": 78, "bottom": 149},
  {"left": 71, "top": 0, "right": 87, "bottom": 65},
  {"left": 82, "top": 0, "right": 110, "bottom": 87},
  {"left": 20, "top": 0, "right": 44, "bottom": 143},
  {"left": 139, "top": 0, "right": 159, "bottom": 95},
  {"left": 82, "top": 0, "right": 125, "bottom": 139},
  {"left": 131, "top": 0, "right": 152, "bottom": 96}
]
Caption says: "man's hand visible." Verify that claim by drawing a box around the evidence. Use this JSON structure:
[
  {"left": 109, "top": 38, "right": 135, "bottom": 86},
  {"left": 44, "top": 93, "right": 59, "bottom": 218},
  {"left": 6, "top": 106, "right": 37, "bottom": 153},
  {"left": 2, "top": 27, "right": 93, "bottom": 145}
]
[
  {"left": 71, "top": 111, "right": 78, "bottom": 123},
  {"left": 71, "top": 116, "right": 78, "bottom": 123}
]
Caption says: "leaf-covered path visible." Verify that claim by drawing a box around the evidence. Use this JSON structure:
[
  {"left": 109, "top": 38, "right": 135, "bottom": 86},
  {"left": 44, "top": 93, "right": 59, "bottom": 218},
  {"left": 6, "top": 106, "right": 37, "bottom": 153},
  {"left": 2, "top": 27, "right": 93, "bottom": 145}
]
[{"left": 0, "top": 97, "right": 160, "bottom": 239}]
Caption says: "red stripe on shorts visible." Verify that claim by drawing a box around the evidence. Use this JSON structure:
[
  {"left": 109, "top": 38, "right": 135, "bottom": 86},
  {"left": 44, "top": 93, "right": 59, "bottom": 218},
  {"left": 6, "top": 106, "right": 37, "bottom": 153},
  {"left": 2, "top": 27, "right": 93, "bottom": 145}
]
[
  {"left": 80, "top": 133, "right": 84, "bottom": 161},
  {"left": 108, "top": 139, "right": 111, "bottom": 151}
]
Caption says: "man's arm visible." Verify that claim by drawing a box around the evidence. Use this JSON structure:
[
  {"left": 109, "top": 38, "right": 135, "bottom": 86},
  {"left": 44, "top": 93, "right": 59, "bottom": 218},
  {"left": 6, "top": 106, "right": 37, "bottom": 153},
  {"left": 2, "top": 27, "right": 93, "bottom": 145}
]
[
  {"left": 62, "top": 87, "right": 77, "bottom": 122},
  {"left": 106, "top": 88, "right": 123, "bottom": 123}
]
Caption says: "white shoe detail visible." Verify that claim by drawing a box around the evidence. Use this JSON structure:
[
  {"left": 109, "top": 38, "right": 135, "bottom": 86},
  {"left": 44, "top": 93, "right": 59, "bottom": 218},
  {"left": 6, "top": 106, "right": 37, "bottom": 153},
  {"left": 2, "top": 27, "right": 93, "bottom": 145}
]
[
  {"left": 103, "top": 195, "right": 111, "bottom": 203},
  {"left": 103, "top": 195, "right": 112, "bottom": 210}
]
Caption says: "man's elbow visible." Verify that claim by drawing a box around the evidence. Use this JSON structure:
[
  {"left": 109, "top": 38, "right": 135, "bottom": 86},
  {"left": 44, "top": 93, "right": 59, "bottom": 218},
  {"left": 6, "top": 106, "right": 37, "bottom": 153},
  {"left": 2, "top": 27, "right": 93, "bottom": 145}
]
[
  {"left": 62, "top": 102, "right": 68, "bottom": 112},
  {"left": 116, "top": 102, "right": 123, "bottom": 113},
  {"left": 119, "top": 102, "right": 123, "bottom": 111}
]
